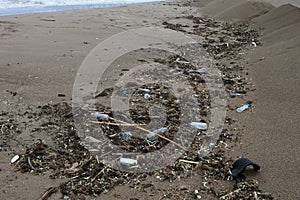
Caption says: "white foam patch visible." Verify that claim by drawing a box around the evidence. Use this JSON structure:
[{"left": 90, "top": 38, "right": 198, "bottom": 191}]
[{"left": 0, "top": 0, "right": 157, "bottom": 9}]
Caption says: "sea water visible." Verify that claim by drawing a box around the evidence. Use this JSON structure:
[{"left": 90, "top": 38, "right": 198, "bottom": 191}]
[{"left": 0, "top": 0, "right": 159, "bottom": 16}]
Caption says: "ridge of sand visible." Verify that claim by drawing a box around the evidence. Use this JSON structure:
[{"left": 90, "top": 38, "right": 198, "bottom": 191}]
[
  {"left": 216, "top": 1, "right": 274, "bottom": 21},
  {"left": 253, "top": 4, "right": 300, "bottom": 45},
  {"left": 255, "top": 4, "right": 300, "bottom": 32},
  {"left": 201, "top": 0, "right": 274, "bottom": 21}
]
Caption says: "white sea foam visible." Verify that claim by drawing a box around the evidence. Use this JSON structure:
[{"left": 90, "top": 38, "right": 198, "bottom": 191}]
[
  {"left": 0, "top": 0, "right": 159, "bottom": 16},
  {"left": 0, "top": 0, "right": 156, "bottom": 8}
]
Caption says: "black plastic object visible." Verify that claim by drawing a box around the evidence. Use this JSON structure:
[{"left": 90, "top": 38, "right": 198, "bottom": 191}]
[{"left": 231, "top": 158, "right": 260, "bottom": 180}]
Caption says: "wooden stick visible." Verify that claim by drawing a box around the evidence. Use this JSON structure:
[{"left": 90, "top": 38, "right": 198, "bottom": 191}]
[
  {"left": 89, "top": 121, "right": 145, "bottom": 126},
  {"left": 109, "top": 117, "right": 188, "bottom": 152},
  {"left": 91, "top": 166, "right": 109, "bottom": 182},
  {"left": 39, "top": 187, "right": 55, "bottom": 200}
]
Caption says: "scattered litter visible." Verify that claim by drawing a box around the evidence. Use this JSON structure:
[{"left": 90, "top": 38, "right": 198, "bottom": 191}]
[
  {"left": 187, "top": 68, "right": 207, "bottom": 74},
  {"left": 229, "top": 91, "right": 241, "bottom": 97},
  {"left": 194, "top": 189, "right": 201, "bottom": 199},
  {"left": 122, "top": 90, "right": 128, "bottom": 95},
  {"left": 120, "top": 132, "right": 132, "bottom": 141},
  {"left": 175, "top": 57, "right": 190, "bottom": 64},
  {"left": 120, "top": 158, "right": 138, "bottom": 166},
  {"left": 190, "top": 122, "right": 208, "bottom": 130},
  {"left": 92, "top": 112, "right": 109, "bottom": 120},
  {"left": 251, "top": 42, "right": 257, "bottom": 47},
  {"left": 231, "top": 158, "right": 260, "bottom": 180},
  {"left": 137, "top": 88, "right": 151, "bottom": 93},
  {"left": 144, "top": 93, "right": 151, "bottom": 99},
  {"left": 169, "top": 67, "right": 181, "bottom": 72},
  {"left": 236, "top": 102, "right": 251, "bottom": 113},
  {"left": 147, "top": 132, "right": 157, "bottom": 140},
  {"left": 10, "top": 155, "right": 20, "bottom": 164},
  {"left": 153, "top": 127, "right": 168, "bottom": 134}
]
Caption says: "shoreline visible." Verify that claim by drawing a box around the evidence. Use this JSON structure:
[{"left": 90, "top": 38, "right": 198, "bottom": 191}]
[
  {"left": 0, "top": 0, "right": 299, "bottom": 199},
  {"left": 0, "top": 1, "right": 161, "bottom": 17}
]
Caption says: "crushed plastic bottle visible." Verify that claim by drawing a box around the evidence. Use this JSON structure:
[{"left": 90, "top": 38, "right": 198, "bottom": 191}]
[
  {"left": 169, "top": 67, "right": 182, "bottom": 73},
  {"left": 138, "top": 88, "right": 151, "bottom": 93},
  {"left": 188, "top": 68, "right": 207, "bottom": 74},
  {"left": 120, "top": 158, "right": 137, "bottom": 166},
  {"left": 229, "top": 91, "right": 241, "bottom": 97},
  {"left": 236, "top": 103, "right": 251, "bottom": 113},
  {"left": 147, "top": 132, "right": 157, "bottom": 140},
  {"left": 153, "top": 127, "right": 168, "bottom": 134},
  {"left": 120, "top": 132, "right": 132, "bottom": 141},
  {"left": 93, "top": 112, "right": 109, "bottom": 120},
  {"left": 190, "top": 122, "right": 208, "bottom": 130}
]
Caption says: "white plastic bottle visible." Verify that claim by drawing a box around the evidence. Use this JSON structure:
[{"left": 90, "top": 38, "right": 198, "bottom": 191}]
[
  {"left": 190, "top": 122, "right": 208, "bottom": 130},
  {"left": 236, "top": 103, "right": 251, "bottom": 113}
]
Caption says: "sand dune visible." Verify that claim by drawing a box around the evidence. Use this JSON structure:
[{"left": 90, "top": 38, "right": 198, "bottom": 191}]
[
  {"left": 253, "top": 4, "right": 300, "bottom": 45},
  {"left": 202, "top": 0, "right": 274, "bottom": 21},
  {"left": 255, "top": 4, "right": 300, "bottom": 32}
]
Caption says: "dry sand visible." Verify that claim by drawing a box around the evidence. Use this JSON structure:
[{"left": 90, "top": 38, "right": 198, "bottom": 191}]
[
  {"left": 201, "top": 0, "right": 300, "bottom": 199},
  {"left": 0, "top": 0, "right": 299, "bottom": 199}
]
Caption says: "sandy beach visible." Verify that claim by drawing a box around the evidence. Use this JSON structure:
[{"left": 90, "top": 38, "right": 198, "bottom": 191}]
[{"left": 0, "top": 0, "right": 299, "bottom": 199}]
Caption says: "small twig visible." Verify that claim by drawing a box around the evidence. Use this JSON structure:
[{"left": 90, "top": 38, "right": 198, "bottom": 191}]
[
  {"left": 39, "top": 187, "right": 55, "bottom": 200},
  {"left": 89, "top": 121, "right": 145, "bottom": 126},
  {"left": 109, "top": 117, "right": 188, "bottom": 152},
  {"left": 91, "top": 166, "right": 109, "bottom": 182},
  {"left": 219, "top": 189, "right": 241, "bottom": 199}
]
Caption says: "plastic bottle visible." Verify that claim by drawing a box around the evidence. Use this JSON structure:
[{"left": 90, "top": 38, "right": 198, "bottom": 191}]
[
  {"left": 230, "top": 91, "right": 241, "bottom": 97},
  {"left": 120, "top": 158, "right": 137, "bottom": 166},
  {"left": 190, "top": 122, "right": 208, "bottom": 130},
  {"left": 93, "top": 112, "right": 109, "bottom": 120},
  {"left": 138, "top": 88, "right": 151, "bottom": 93},
  {"left": 188, "top": 68, "right": 207, "bottom": 74},
  {"left": 153, "top": 127, "right": 168, "bottom": 134},
  {"left": 236, "top": 103, "right": 251, "bottom": 113},
  {"left": 120, "top": 132, "right": 132, "bottom": 141}
]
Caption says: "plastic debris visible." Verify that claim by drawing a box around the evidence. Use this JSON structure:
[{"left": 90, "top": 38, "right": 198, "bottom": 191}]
[
  {"left": 122, "top": 90, "right": 128, "bottom": 95},
  {"left": 194, "top": 190, "right": 201, "bottom": 199},
  {"left": 153, "top": 127, "right": 168, "bottom": 134},
  {"left": 93, "top": 112, "right": 109, "bottom": 120},
  {"left": 175, "top": 57, "right": 190, "bottom": 64},
  {"left": 190, "top": 122, "right": 208, "bottom": 130},
  {"left": 229, "top": 91, "right": 241, "bottom": 97},
  {"left": 169, "top": 67, "right": 181, "bottom": 72},
  {"left": 188, "top": 68, "right": 207, "bottom": 74},
  {"left": 231, "top": 158, "right": 260, "bottom": 180},
  {"left": 120, "top": 132, "right": 132, "bottom": 141},
  {"left": 11, "top": 155, "right": 20, "bottom": 164},
  {"left": 137, "top": 88, "right": 151, "bottom": 93},
  {"left": 120, "top": 158, "right": 137, "bottom": 166},
  {"left": 251, "top": 42, "right": 257, "bottom": 47},
  {"left": 236, "top": 103, "right": 251, "bottom": 113},
  {"left": 144, "top": 93, "right": 151, "bottom": 99},
  {"left": 147, "top": 132, "right": 157, "bottom": 140}
]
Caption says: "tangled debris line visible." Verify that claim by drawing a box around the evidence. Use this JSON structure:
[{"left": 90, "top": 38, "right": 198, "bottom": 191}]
[{"left": 163, "top": 15, "right": 258, "bottom": 95}]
